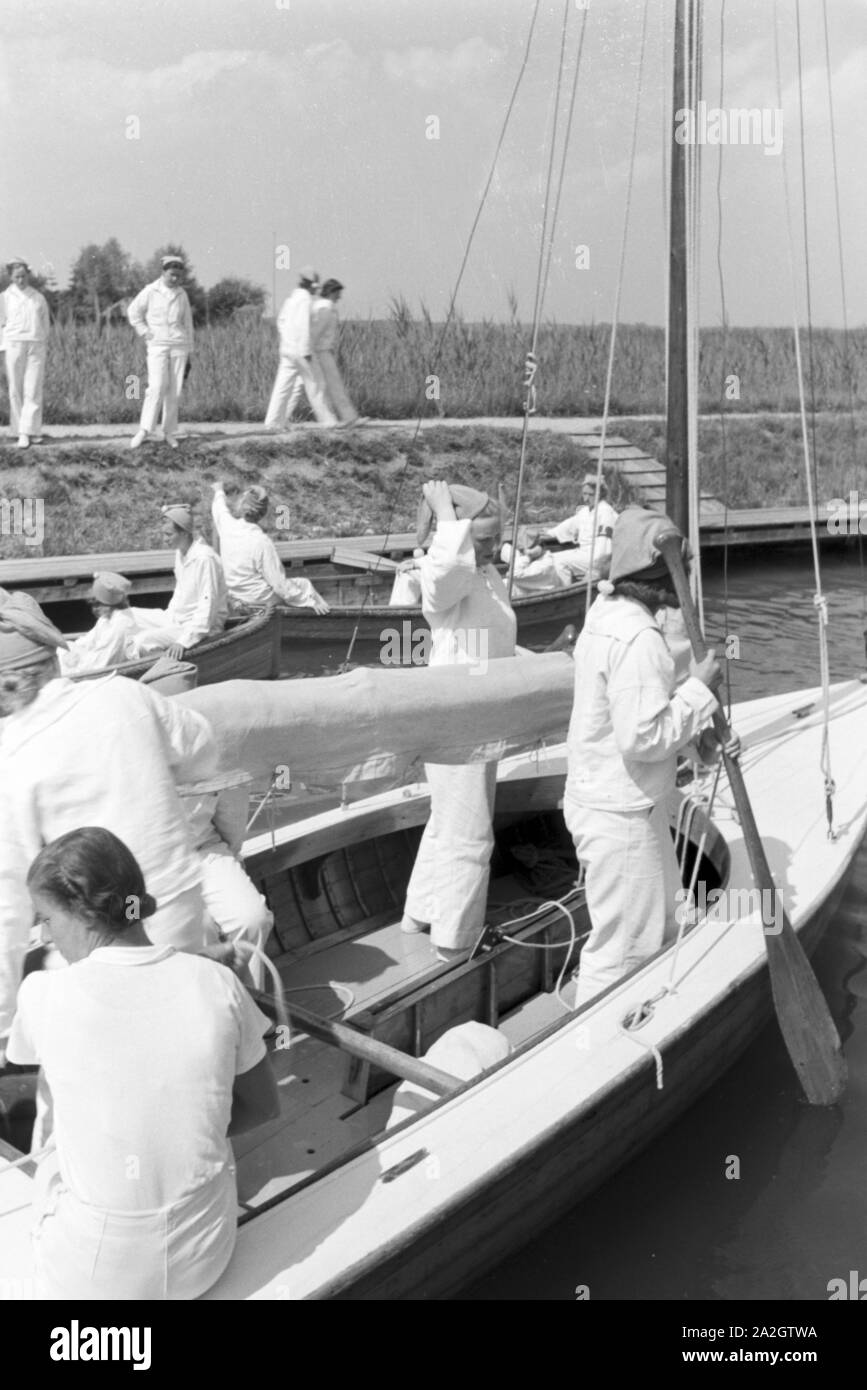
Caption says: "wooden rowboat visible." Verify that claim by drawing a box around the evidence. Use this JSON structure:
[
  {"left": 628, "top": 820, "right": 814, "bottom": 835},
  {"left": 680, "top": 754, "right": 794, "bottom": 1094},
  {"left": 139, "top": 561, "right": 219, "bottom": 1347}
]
[
  {"left": 68, "top": 608, "right": 283, "bottom": 688},
  {"left": 4, "top": 678, "right": 863, "bottom": 1299}
]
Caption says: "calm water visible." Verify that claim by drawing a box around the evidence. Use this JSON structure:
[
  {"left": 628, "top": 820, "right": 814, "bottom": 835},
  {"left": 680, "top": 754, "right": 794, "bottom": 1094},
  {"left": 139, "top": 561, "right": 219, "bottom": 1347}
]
[{"left": 284, "top": 545, "right": 867, "bottom": 1302}]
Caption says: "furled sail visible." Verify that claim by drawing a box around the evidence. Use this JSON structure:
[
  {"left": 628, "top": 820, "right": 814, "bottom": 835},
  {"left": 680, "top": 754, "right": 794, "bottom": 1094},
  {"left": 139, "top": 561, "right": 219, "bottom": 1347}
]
[{"left": 179, "top": 653, "right": 574, "bottom": 792}]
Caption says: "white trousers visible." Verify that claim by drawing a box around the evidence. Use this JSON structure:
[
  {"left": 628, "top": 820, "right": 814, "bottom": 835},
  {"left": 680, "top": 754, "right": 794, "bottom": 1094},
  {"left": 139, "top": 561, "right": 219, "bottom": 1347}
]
[
  {"left": 32, "top": 1153, "right": 237, "bottom": 1300},
  {"left": 315, "top": 349, "right": 358, "bottom": 423},
  {"left": 404, "top": 761, "right": 498, "bottom": 951},
  {"left": 139, "top": 343, "right": 188, "bottom": 438},
  {"left": 200, "top": 841, "right": 274, "bottom": 987},
  {"left": 5, "top": 340, "right": 45, "bottom": 436},
  {"left": 128, "top": 607, "right": 189, "bottom": 656},
  {"left": 264, "top": 353, "right": 337, "bottom": 428},
  {"left": 564, "top": 799, "right": 682, "bottom": 1006}
]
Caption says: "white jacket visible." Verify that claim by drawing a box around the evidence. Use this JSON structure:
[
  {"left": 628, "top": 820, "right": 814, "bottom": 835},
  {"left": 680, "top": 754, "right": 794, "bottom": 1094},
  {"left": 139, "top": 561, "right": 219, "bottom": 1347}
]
[
  {"left": 0, "top": 285, "right": 49, "bottom": 344},
  {"left": 58, "top": 609, "right": 140, "bottom": 676},
  {"left": 165, "top": 538, "right": 228, "bottom": 646},
  {"left": 420, "top": 520, "right": 516, "bottom": 667},
  {"left": 565, "top": 594, "right": 717, "bottom": 811},
  {"left": 311, "top": 298, "right": 339, "bottom": 352},
  {"left": 127, "top": 279, "right": 193, "bottom": 348},
  {"left": 275, "top": 287, "right": 313, "bottom": 357},
  {"left": 211, "top": 490, "right": 318, "bottom": 608},
  {"left": 549, "top": 500, "right": 618, "bottom": 558},
  {"left": 0, "top": 675, "right": 217, "bottom": 1037}
]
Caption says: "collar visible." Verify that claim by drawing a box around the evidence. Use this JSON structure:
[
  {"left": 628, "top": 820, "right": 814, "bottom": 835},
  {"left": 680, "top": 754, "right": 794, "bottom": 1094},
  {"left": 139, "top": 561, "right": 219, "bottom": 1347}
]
[{"left": 86, "top": 945, "right": 176, "bottom": 967}]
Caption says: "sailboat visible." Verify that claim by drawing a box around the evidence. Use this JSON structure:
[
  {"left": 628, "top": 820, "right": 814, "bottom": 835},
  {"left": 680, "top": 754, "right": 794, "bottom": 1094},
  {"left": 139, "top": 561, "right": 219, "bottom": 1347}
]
[{"left": 1, "top": 0, "right": 865, "bottom": 1301}]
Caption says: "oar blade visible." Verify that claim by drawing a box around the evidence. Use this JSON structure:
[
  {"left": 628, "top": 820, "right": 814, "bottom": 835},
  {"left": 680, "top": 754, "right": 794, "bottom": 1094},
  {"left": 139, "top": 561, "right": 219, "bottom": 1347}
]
[{"left": 765, "top": 923, "right": 847, "bottom": 1105}]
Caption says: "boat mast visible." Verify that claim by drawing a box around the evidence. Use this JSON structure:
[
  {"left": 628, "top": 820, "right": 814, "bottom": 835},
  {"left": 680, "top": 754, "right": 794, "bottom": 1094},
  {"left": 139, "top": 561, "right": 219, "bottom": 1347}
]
[{"left": 665, "top": 0, "right": 693, "bottom": 535}]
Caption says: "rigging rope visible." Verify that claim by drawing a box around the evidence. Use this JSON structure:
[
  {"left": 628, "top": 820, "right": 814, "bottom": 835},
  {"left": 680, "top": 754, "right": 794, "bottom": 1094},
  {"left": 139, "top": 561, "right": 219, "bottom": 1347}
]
[
  {"left": 773, "top": 0, "right": 837, "bottom": 839},
  {"left": 508, "top": 0, "right": 578, "bottom": 596},
  {"left": 686, "top": 0, "right": 704, "bottom": 628},
  {"left": 820, "top": 0, "right": 866, "bottom": 633},
  {"left": 343, "top": 0, "right": 544, "bottom": 663},
  {"left": 583, "top": 0, "right": 651, "bottom": 613},
  {"left": 715, "top": 0, "right": 734, "bottom": 718}
]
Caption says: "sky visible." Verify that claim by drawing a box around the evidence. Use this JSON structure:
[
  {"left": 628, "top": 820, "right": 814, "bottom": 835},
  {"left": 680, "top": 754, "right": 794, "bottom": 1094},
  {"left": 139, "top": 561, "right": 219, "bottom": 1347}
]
[{"left": 1, "top": 0, "right": 865, "bottom": 327}]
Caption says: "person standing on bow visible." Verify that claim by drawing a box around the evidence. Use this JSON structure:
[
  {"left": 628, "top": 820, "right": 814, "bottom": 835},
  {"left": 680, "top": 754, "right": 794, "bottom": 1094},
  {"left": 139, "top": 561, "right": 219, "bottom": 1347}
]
[
  {"left": 564, "top": 507, "right": 725, "bottom": 1006},
  {"left": 401, "top": 481, "right": 516, "bottom": 964},
  {"left": 311, "top": 279, "right": 363, "bottom": 427},
  {"left": 211, "top": 481, "right": 330, "bottom": 614},
  {"left": 264, "top": 267, "right": 338, "bottom": 431},
  {"left": 128, "top": 504, "right": 228, "bottom": 659},
  {"left": 0, "top": 258, "right": 49, "bottom": 449},
  {"left": 127, "top": 254, "right": 194, "bottom": 450}
]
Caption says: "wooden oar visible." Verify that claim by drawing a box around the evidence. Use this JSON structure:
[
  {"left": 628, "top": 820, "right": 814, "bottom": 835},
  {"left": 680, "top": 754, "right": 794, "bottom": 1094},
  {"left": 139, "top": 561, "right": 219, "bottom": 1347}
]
[{"left": 657, "top": 529, "right": 846, "bottom": 1106}]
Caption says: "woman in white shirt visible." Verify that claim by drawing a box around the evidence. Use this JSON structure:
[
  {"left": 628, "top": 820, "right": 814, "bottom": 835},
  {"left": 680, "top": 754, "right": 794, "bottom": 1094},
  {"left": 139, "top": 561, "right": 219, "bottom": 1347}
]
[
  {"left": 7, "top": 825, "right": 279, "bottom": 1300},
  {"left": 400, "top": 481, "right": 516, "bottom": 962}
]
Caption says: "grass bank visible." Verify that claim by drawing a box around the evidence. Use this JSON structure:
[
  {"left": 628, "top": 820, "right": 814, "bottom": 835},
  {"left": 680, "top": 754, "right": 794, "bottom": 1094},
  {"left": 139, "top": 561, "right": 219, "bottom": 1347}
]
[
  {"left": 15, "top": 317, "right": 867, "bottom": 424},
  {"left": 0, "top": 426, "right": 639, "bottom": 561}
]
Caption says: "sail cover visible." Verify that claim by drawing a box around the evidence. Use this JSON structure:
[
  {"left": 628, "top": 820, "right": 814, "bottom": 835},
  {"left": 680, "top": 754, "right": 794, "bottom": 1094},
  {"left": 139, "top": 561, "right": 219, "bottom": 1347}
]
[{"left": 178, "top": 653, "right": 574, "bottom": 792}]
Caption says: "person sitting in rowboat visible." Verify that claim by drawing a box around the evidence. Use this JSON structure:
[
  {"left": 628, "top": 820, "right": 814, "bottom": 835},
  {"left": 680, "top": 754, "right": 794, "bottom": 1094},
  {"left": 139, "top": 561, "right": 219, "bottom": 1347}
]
[
  {"left": 6, "top": 826, "right": 279, "bottom": 1299},
  {"left": 211, "top": 481, "right": 330, "bottom": 616},
  {"left": 57, "top": 571, "right": 140, "bottom": 676},
  {"left": 400, "top": 480, "right": 516, "bottom": 964},
  {"left": 501, "top": 476, "right": 618, "bottom": 597},
  {"left": 564, "top": 508, "right": 734, "bottom": 1005},
  {"left": 0, "top": 592, "right": 224, "bottom": 1065},
  {"left": 128, "top": 503, "right": 229, "bottom": 660}
]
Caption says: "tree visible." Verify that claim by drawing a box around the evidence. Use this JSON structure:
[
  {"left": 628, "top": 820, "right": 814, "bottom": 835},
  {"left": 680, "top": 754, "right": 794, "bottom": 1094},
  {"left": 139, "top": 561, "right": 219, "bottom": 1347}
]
[
  {"left": 141, "top": 244, "right": 208, "bottom": 325},
  {"left": 67, "top": 238, "right": 143, "bottom": 326},
  {"left": 206, "top": 277, "right": 266, "bottom": 322}
]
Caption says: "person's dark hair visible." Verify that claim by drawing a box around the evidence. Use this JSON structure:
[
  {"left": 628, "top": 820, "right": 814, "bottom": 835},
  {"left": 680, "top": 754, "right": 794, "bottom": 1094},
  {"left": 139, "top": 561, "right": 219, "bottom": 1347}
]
[
  {"left": 321, "top": 278, "right": 344, "bottom": 296},
  {"left": 27, "top": 827, "right": 157, "bottom": 932},
  {"left": 613, "top": 578, "right": 679, "bottom": 610}
]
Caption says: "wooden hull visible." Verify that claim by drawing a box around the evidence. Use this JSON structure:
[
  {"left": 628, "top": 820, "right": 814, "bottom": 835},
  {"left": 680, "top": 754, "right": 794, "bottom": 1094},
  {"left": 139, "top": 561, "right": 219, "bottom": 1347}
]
[
  {"left": 70, "top": 608, "right": 283, "bottom": 687},
  {"left": 279, "top": 584, "right": 586, "bottom": 648}
]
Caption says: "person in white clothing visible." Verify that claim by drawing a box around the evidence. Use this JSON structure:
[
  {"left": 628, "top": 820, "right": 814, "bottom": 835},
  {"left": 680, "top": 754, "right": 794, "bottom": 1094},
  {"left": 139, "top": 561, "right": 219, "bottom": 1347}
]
[
  {"left": 58, "top": 571, "right": 140, "bottom": 676},
  {"left": 129, "top": 504, "right": 228, "bottom": 659},
  {"left": 503, "top": 476, "right": 619, "bottom": 597},
  {"left": 211, "top": 482, "right": 329, "bottom": 614},
  {"left": 7, "top": 826, "right": 278, "bottom": 1299},
  {"left": 0, "top": 592, "right": 222, "bottom": 1060},
  {"left": 564, "top": 507, "right": 732, "bottom": 1005},
  {"left": 127, "top": 255, "right": 194, "bottom": 450},
  {"left": 401, "top": 481, "right": 517, "bottom": 963},
  {"left": 1, "top": 259, "right": 49, "bottom": 448},
  {"left": 264, "top": 267, "right": 338, "bottom": 430},
  {"left": 311, "top": 279, "right": 364, "bottom": 427}
]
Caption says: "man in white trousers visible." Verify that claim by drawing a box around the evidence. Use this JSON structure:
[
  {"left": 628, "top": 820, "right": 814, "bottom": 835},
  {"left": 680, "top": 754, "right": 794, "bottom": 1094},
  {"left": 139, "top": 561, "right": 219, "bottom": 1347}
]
[
  {"left": 264, "top": 267, "right": 337, "bottom": 430},
  {"left": 1, "top": 259, "right": 49, "bottom": 448},
  {"left": 127, "top": 255, "right": 193, "bottom": 449},
  {"left": 564, "top": 507, "right": 728, "bottom": 1006},
  {"left": 312, "top": 279, "right": 363, "bottom": 426}
]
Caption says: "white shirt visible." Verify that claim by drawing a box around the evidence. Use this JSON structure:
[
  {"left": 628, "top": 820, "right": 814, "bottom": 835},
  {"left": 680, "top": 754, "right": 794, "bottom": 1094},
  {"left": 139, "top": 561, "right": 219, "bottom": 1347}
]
[
  {"left": 549, "top": 500, "right": 618, "bottom": 555},
  {"left": 127, "top": 278, "right": 193, "bottom": 348},
  {"left": 275, "top": 286, "right": 313, "bottom": 357},
  {"left": 58, "top": 609, "right": 139, "bottom": 676},
  {"left": 565, "top": 594, "right": 717, "bottom": 812},
  {"left": 7, "top": 946, "right": 267, "bottom": 1211},
  {"left": 0, "top": 675, "right": 216, "bottom": 1037},
  {"left": 163, "top": 538, "right": 228, "bottom": 648},
  {"left": 311, "top": 298, "right": 339, "bottom": 352},
  {"left": 0, "top": 284, "right": 49, "bottom": 344},
  {"left": 211, "top": 490, "right": 318, "bottom": 608},
  {"left": 420, "top": 520, "right": 517, "bottom": 667}
]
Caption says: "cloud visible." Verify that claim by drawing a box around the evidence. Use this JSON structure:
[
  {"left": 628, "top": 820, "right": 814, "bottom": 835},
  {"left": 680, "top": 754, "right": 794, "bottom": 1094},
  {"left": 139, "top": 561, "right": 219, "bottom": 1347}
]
[{"left": 383, "top": 37, "right": 502, "bottom": 91}]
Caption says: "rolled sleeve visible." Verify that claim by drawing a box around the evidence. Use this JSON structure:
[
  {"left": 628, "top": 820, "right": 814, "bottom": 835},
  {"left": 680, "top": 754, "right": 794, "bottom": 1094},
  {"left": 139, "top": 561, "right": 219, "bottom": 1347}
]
[{"left": 419, "top": 520, "right": 478, "bottom": 612}]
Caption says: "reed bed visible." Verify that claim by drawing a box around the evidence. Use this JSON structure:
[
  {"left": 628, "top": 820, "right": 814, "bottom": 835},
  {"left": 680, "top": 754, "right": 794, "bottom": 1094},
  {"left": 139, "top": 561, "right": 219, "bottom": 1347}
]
[{"left": 21, "top": 314, "right": 867, "bottom": 425}]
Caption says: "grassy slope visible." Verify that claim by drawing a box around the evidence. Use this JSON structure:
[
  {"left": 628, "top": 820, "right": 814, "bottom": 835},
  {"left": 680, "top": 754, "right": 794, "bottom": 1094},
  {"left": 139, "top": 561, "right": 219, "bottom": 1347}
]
[{"left": 0, "top": 427, "right": 639, "bottom": 561}]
